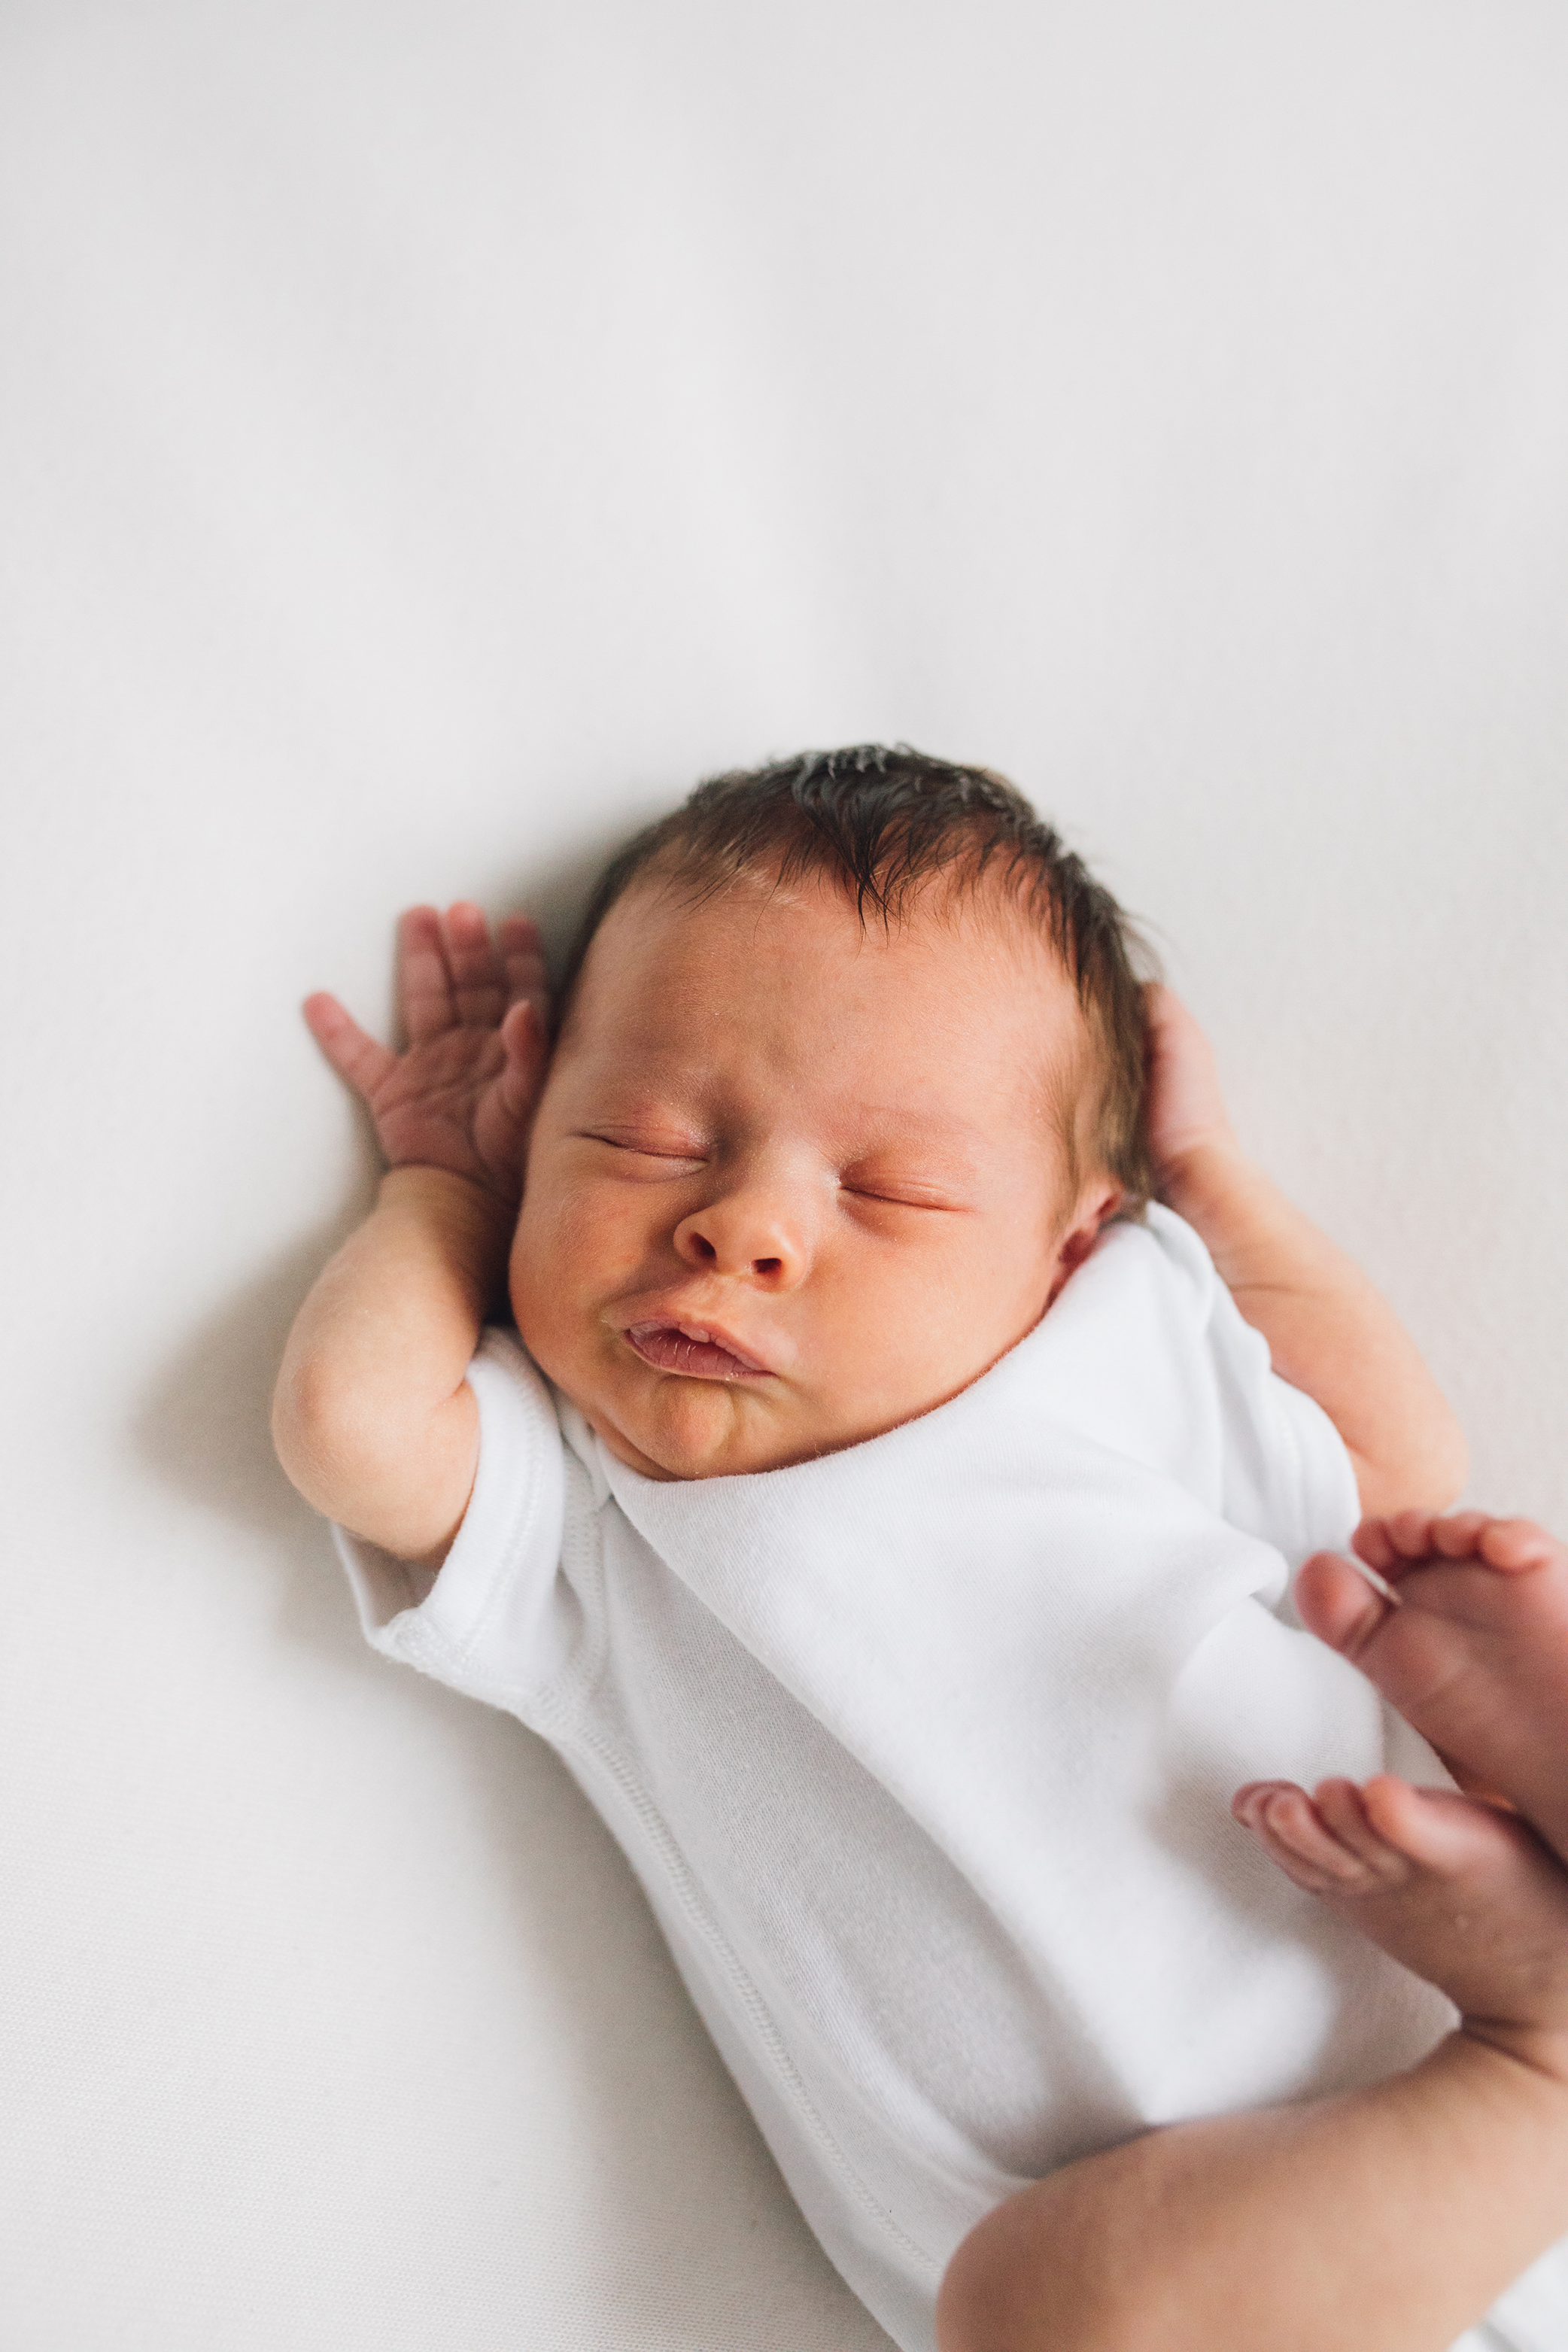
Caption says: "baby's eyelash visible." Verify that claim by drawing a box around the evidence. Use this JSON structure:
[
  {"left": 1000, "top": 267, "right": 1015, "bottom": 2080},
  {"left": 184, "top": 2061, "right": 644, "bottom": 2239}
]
[
  {"left": 840, "top": 1181, "right": 960, "bottom": 1212},
  {"left": 581, "top": 1132, "right": 707, "bottom": 1162}
]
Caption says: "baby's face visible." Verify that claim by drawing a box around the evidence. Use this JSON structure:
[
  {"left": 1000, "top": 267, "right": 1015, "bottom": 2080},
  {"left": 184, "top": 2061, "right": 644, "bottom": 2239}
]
[{"left": 511, "top": 872, "right": 1117, "bottom": 1480}]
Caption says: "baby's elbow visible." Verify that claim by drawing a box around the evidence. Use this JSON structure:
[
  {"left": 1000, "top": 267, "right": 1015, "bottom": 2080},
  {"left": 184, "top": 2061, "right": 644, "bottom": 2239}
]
[
  {"left": 271, "top": 1355, "right": 390, "bottom": 1524},
  {"left": 270, "top": 1356, "right": 313, "bottom": 1500},
  {"left": 272, "top": 1354, "right": 476, "bottom": 1566}
]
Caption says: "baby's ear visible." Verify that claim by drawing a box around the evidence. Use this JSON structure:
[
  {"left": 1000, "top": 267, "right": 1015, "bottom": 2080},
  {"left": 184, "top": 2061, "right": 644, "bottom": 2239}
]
[
  {"left": 1047, "top": 1190, "right": 1121, "bottom": 1302},
  {"left": 1056, "top": 1227, "right": 1099, "bottom": 1277},
  {"left": 1081, "top": 1180, "right": 1124, "bottom": 1232},
  {"left": 1063, "top": 1211, "right": 1116, "bottom": 1264},
  {"left": 1045, "top": 1226, "right": 1094, "bottom": 1306}
]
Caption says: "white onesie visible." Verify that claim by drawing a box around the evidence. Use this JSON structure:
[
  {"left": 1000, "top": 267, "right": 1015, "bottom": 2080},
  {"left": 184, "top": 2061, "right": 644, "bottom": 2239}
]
[{"left": 335, "top": 1205, "right": 1567, "bottom": 2352}]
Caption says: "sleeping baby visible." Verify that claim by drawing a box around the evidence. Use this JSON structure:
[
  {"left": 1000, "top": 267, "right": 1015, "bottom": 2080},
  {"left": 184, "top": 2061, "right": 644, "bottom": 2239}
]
[{"left": 274, "top": 746, "right": 1568, "bottom": 2352}]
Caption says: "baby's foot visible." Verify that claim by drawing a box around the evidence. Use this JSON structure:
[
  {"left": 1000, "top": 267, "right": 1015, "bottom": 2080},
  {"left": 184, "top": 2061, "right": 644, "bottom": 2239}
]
[
  {"left": 1295, "top": 1512, "right": 1568, "bottom": 1867},
  {"left": 1234, "top": 1774, "right": 1568, "bottom": 2069}
]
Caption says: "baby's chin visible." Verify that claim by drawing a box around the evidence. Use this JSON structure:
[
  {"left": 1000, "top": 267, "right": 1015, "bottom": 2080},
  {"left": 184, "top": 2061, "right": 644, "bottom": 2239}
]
[
  {"left": 588, "top": 1371, "right": 827, "bottom": 1482},
  {"left": 514, "top": 1309, "right": 803, "bottom": 1478}
]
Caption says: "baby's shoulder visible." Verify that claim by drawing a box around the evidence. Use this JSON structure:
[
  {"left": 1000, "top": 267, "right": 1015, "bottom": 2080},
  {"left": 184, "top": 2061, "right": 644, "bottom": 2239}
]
[
  {"left": 1065, "top": 1202, "right": 1220, "bottom": 1331},
  {"left": 1004, "top": 1205, "right": 1234, "bottom": 1479}
]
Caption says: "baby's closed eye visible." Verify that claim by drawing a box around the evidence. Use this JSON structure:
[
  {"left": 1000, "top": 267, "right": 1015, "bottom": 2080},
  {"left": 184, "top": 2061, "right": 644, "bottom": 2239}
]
[
  {"left": 576, "top": 1128, "right": 709, "bottom": 1174},
  {"left": 837, "top": 1163, "right": 971, "bottom": 1213}
]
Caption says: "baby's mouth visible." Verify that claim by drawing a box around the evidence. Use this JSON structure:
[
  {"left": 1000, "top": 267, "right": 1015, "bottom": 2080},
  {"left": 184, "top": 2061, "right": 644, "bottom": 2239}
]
[{"left": 622, "top": 1320, "right": 773, "bottom": 1381}]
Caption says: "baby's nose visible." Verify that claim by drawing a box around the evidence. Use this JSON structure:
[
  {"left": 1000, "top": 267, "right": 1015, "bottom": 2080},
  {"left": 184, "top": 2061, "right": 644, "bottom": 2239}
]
[{"left": 673, "top": 1193, "right": 805, "bottom": 1286}]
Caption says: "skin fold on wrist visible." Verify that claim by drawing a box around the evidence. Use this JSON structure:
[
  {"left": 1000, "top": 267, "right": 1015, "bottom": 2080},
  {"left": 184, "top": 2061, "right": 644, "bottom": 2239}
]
[
  {"left": 1155, "top": 1134, "right": 1257, "bottom": 1217},
  {"left": 379, "top": 1159, "right": 518, "bottom": 1223},
  {"left": 377, "top": 1163, "right": 518, "bottom": 1308}
]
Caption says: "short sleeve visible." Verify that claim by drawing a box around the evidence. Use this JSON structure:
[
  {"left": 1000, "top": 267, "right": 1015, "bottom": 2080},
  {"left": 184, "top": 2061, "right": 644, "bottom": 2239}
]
[
  {"left": 1204, "top": 1272, "right": 1362, "bottom": 1570},
  {"left": 333, "top": 1326, "right": 594, "bottom": 1717}
]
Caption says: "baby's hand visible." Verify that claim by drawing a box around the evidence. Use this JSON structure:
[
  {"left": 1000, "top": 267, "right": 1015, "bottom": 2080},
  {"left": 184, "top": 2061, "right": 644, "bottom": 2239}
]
[
  {"left": 304, "top": 904, "right": 551, "bottom": 1210},
  {"left": 1142, "top": 984, "right": 1239, "bottom": 1191}
]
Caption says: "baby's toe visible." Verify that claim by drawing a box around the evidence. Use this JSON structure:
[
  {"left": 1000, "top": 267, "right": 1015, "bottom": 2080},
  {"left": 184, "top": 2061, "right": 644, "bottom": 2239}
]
[
  {"left": 1351, "top": 1518, "right": 1402, "bottom": 1573},
  {"left": 1295, "top": 1551, "right": 1396, "bottom": 1661},
  {"left": 1426, "top": 1509, "right": 1491, "bottom": 1559},
  {"left": 1475, "top": 1517, "right": 1566, "bottom": 1576},
  {"left": 1384, "top": 1509, "right": 1451, "bottom": 1561}
]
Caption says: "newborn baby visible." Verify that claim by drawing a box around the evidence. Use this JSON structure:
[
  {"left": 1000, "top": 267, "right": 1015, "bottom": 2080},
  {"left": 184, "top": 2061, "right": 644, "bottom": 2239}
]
[{"left": 274, "top": 747, "right": 1568, "bottom": 2352}]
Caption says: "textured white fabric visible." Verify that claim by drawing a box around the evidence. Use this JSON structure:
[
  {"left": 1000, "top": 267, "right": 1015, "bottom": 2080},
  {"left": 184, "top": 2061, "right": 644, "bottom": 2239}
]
[{"left": 335, "top": 1206, "right": 1534, "bottom": 2351}]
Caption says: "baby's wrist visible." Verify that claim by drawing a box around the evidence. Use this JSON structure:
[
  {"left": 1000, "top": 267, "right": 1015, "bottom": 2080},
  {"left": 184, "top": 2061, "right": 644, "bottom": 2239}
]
[
  {"left": 378, "top": 1164, "right": 518, "bottom": 1263},
  {"left": 1155, "top": 1134, "right": 1257, "bottom": 1222}
]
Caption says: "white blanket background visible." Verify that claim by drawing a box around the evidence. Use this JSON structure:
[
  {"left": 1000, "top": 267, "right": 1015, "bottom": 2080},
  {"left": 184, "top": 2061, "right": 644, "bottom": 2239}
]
[{"left": 3, "top": 5, "right": 1566, "bottom": 2347}]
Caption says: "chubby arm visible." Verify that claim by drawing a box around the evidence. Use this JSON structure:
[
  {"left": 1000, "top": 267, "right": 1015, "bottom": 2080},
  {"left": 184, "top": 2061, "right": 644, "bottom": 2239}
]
[
  {"left": 273, "top": 1165, "right": 514, "bottom": 1563},
  {"left": 937, "top": 2025, "right": 1568, "bottom": 2352},
  {"left": 272, "top": 904, "right": 549, "bottom": 1564},
  {"left": 1144, "top": 989, "right": 1466, "bottom": 1517}
]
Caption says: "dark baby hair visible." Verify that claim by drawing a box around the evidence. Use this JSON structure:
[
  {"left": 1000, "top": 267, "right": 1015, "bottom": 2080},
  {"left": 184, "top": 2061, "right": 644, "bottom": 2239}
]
[{"left": 558, "top": 744, "right": 1155, "bottom": 1208}]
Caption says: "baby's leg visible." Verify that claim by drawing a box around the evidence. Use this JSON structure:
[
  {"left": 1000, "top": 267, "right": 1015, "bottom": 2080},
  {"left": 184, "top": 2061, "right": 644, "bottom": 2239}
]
[
  {"left": 1234, "top": 1773, "right": 1568, "bottom": 2053},
  {"left": 938, "top": 1788, "right": 1568, "bottom": 2352},
  {"left": 1295, "top": 1512, "right": 1568, "bottom": 1865}
]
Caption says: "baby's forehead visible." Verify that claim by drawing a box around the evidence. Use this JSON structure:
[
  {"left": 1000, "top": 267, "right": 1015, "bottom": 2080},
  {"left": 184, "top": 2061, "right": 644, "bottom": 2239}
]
[
  {"left": 572, "top": 871, "right": 1079, "bottom": 1056},
  {"left": 563, "top": 868, "right": 1088, "bottom": 1118},
  {"left": 605, "top": 860, "right": 1079, "bottom": 993}
]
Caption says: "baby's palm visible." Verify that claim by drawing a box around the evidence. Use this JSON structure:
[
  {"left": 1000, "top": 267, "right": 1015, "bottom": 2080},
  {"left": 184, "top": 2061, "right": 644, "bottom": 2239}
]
[{"left": 305, "top": 904, "right": 551, "bottom": 1208}]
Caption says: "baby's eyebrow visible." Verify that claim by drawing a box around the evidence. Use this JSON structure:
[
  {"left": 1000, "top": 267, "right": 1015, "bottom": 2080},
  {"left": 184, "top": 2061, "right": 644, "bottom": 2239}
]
[
  {"left": 585, "top": 1082, "right": 707, "bottom": 1117},
  {"left": 561, "top": 1057, "right": 703, "bottom": 1109},
  {"left": 838, "top": 1102, "right": 992, "bottom": 1155}
]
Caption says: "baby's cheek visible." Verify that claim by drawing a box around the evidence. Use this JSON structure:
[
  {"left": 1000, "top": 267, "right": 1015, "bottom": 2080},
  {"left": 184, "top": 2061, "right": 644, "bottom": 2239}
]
[
  {"left": 507, "top": 1187, "right": 573, "bottom": 1354},
  {"left": 509, "top": 1181, "right": 640, "bottom": 1350}
]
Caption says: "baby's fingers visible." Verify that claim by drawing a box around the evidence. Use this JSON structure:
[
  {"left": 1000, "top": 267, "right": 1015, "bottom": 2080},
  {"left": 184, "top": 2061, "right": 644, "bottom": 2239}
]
[
  {"left": 442, "top": 902, "right": 508, "bottom": 1030},
  {"left": 398, "top": 906, "right": 456, "bottom": 1043},
  {"left": 303, "top": 993, "right": 397, "bottom": 1102},
  {"left": 500, "top": 915, "right": 551, "bottom": 1020},
  {"left": 496, "top": 999, "right": 549, "bottom": 1117}
]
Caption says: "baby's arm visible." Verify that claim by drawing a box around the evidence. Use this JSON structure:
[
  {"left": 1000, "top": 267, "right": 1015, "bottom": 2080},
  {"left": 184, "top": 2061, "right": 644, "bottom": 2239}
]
[
  {"left": 272, "top": 904, "right": 549, "bottom": 1564},
  {"left": 1144, "top": 987, "right": 1466, "bottom": 1517}
]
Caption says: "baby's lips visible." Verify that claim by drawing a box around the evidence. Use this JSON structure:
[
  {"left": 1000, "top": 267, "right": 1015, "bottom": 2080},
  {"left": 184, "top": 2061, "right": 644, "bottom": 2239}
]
[{"left": 619, "top": 1316, "right": 776, "bottom": 1378}]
